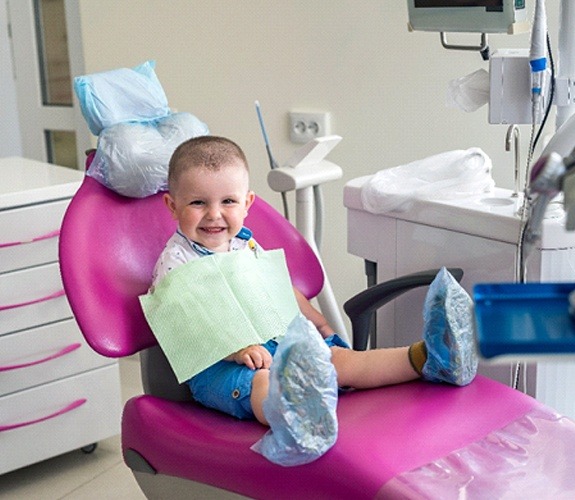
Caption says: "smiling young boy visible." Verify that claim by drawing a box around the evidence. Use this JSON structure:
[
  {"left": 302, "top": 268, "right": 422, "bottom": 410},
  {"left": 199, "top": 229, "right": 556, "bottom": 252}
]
[{"left": 151, "top": 136, "right": 477, "bottom": 427}]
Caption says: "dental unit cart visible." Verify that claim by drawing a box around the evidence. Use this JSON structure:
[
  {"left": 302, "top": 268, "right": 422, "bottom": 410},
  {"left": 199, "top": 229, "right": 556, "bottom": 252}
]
[
  {"left": 344, "top": 180, "right": 575, "bottom": 420},
  {"left": 0, "top": 157, "right": 121, "bottom": 475}
]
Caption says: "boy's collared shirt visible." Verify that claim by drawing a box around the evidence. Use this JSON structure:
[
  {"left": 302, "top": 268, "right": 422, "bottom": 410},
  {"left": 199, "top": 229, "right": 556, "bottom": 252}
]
[{"left": 151, "top": 226, "right": 258, "bottom": 288}]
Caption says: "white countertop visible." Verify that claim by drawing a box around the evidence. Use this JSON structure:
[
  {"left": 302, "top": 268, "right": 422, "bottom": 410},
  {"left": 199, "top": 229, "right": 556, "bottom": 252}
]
[
  {"left": 0, "top": 157, "right": 84, "bottom": 210},
  {"left": 344, "top": 175, "right": 575, "bottom": 249}
]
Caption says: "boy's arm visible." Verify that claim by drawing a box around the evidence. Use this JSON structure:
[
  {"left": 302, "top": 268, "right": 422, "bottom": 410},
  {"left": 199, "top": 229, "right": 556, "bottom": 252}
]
[{"left": 293, "top": 287, "right": 335, "bottom": 338}]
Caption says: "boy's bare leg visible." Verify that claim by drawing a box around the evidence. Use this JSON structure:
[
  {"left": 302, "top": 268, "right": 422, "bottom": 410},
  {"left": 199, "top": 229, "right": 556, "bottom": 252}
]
[
  {"left": 330, "top": 346, "right": 419, "bottom": 389},
  {"left": 251, "top": 369, "right": 270, "bottom": 425}
]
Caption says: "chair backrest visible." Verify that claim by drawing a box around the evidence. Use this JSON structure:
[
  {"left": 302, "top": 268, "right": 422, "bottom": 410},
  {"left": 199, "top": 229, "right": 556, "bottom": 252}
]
[{"left": 59, "top": 175, "right": 324, "bottom": 359}]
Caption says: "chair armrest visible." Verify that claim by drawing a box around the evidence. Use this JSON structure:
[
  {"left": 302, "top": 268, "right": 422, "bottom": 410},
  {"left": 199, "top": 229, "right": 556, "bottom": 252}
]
[{"left": 343, "top": 268, "right": 463, "bottom": 351}]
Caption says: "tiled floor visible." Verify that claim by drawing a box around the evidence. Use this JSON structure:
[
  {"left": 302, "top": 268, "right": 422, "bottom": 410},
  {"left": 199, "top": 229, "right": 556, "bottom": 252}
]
[{"left": 0, "top": 358, "right": 146, "bottom": 500}]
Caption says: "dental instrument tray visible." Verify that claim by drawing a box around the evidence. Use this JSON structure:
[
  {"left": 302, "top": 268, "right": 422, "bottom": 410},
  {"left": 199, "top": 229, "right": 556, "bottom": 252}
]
[{"left": 474, "top": 282, "right": 575, "bottom": 359}]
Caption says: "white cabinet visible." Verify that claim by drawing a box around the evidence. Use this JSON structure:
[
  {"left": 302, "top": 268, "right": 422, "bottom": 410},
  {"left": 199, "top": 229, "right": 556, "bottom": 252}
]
[
  {"left": 344, "top": 179, "right": 575, "bottom": 420},
  {"left": 0, "top": 157, "right": 121, "bottom": 475}
]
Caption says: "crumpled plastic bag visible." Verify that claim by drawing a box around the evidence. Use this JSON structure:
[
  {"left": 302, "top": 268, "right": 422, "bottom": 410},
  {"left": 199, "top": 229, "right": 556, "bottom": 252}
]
[
  {"left": 446, "top": 69, "right": 490, "bottom": 113},
  {"left": 361, "top": 147, "right": 495, "bottom": 214},
  {"left": 74, "top": 60, "right": 210, "bottom": 198},
  {"left": 422, "top": 267, "right": 478, "bottom": 387},
  {"left": 252, "top": 314, "right": 338, "bottom": 466},
  {"left": 74, "top": 60, "right": 170, "bottom": 136},
  {"left": 88, "top": 112, "right": 209, "bottom": 197}
]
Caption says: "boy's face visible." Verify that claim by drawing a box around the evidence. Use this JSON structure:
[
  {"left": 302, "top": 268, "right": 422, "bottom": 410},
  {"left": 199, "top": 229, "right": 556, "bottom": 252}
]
[{"left": 164, "top": 160, "right": 255, "bottom": 252}]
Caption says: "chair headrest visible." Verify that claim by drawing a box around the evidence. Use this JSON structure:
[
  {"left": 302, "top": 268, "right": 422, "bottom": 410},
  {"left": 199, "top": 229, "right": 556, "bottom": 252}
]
[
  {"left": 60, "top": 176, "right": 176, "bottom": 356},
  {"left": 60, "top": 176, "right": 324, "bottom": 358}
]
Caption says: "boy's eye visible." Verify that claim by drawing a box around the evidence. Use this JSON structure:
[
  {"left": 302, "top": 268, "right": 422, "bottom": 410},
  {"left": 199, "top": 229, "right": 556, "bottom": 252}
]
[
  {"left": 189, "top": 200, "right": 204, "bottom": 206},
  {"left": 223, "top": 198, "right": 237, "bottom": 205}
]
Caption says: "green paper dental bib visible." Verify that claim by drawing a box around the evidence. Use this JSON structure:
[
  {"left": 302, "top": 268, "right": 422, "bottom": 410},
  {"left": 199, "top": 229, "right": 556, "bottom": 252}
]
[{"left": 140, "top": 249, "right": 299, "bottom": 383}]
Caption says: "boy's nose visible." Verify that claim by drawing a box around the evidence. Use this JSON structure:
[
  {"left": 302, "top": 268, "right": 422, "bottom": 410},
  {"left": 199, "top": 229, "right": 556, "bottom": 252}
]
[{"left": 206, "top": 205, "right": 221, "bottom": 219}]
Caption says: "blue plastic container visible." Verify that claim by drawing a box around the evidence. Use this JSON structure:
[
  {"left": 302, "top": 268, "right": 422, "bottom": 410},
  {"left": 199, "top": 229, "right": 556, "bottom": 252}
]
[{"left": 473, "top": 282, "right": 575, "bottom": 358}]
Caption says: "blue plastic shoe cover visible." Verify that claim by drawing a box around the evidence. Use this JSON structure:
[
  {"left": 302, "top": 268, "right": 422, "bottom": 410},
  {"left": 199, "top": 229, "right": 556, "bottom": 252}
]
[
  {"left": 421, "top": 267, "right": 478, "bottom": 386},
  {"left": 251, "top": 314, "right": 338, "bottom": 466}
]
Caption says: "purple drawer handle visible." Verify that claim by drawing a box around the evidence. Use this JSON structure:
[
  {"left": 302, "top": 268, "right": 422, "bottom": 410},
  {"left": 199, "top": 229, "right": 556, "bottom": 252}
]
[
  {"left": 0, "top": 398, "right": 87, "bottom": 432},
  {"left": 0, "top": 343, "right": 81, "bottom": 372},
  {"left": 0, "top": 229, "right": 60, "bottom": 249},
  {"left": 0, "top": 289, "right": 66, "bottom": 312}
]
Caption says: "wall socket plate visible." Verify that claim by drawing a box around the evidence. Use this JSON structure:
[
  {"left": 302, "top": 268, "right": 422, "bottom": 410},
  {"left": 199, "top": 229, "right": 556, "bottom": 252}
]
[{"left": 289, "top": 111, "right": 331, "bottom": 143}]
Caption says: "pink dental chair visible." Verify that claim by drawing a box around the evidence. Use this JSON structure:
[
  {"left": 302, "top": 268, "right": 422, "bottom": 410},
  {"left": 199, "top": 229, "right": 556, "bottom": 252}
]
[{"left": 59, "top": 168, "right": 575, "bottom": 498}]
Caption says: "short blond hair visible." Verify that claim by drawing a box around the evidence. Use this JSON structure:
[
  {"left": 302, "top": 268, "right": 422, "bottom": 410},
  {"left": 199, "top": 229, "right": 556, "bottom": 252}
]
[{"left": 168, "top": 136, "right": 249, "bottom": 194}]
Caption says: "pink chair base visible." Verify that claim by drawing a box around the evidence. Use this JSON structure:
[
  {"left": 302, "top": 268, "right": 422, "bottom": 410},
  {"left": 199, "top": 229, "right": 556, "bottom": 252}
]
[{"left": 122, "top": 375, "right": 548, "bottom": 499}]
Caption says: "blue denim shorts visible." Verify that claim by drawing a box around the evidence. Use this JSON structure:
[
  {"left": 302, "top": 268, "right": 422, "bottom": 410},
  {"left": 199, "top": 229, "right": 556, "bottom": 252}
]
[{"left": 187, "top": 334, "right": 349, "bottom": 420}]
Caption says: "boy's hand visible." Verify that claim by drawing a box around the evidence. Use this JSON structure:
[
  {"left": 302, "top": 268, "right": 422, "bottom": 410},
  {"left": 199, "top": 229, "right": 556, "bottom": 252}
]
[{"left": 228, "top": 344, "right": 272, "bottom": 370}]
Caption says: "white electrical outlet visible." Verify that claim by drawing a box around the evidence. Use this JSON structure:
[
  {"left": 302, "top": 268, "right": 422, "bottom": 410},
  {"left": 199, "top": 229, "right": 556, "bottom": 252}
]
[{"left": 289, "top": 111, "right": 331, "bottom": 144}]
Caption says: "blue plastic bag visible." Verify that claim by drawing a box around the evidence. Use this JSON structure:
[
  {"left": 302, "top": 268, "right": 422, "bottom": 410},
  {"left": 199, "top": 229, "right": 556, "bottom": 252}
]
[
  {"left": 74, "top": 60, "right": 170, "bottom": 136},
  {"left": 252, "top": 314, "right": 338, "bottom": 466}
]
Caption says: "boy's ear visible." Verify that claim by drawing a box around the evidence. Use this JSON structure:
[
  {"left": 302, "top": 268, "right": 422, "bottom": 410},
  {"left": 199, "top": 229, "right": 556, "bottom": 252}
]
[
  {"left": 245, "top": 190, "right": 256, "bottom": 212},
  {"left": 163, "top": 193, "right": 178, "bottom": 220}
]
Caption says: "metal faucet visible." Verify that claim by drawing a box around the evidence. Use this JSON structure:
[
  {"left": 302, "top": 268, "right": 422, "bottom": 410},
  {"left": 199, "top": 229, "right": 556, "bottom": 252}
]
[{"left": 505, "top": 124, "right": 521, "bottom": 197}]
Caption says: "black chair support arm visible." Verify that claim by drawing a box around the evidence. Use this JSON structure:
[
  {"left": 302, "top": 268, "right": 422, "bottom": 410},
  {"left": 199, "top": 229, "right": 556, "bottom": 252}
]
[{"left": 343, "top": 268, "right": 463, "bottom": 351}]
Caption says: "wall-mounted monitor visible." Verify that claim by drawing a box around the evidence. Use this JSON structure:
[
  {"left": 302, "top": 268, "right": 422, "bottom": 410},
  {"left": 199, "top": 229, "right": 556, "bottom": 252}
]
[{"left": 407, "top": 0, "right": 528, "bottom": 34}]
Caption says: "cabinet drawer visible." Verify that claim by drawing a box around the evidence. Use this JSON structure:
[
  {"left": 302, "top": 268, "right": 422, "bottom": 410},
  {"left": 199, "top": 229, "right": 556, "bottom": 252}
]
[
  {"left": 0, "top": 364, "right": 121, "bottom": 475},
  {"left": 0, "top": 262, "right": 71, "bottom": 336},
  {"left": 0, "top": 319, "right": 113, "bottom": 396},
  {"left": 0, "top": 199, "right": 69, "bottom": 274}
]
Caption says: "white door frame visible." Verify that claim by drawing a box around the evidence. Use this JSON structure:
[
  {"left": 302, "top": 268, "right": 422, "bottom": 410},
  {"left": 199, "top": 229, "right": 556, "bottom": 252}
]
[{"left": 8, "top": 0, "right": 91, "bottom": 167}]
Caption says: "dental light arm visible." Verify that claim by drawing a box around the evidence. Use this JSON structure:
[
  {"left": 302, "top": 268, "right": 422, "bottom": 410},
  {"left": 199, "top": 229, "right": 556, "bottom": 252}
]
[
  {"left": 523, "top": 152, "right": 566, "bottom": 254},
  {"left": 523, "top": 147, "right": 575, "bottom": 256},
  {"left": 267, "top": 135, "right": 343, "bottom": 244},
  {"left": 539, "top": 110, "right": 575, "bottom": 234},
  {"left": 563, "top": 170, "right": 575, "bottom": 231},
  {"left": 560, "top": 148, "right": 575, "bottom": 230},
  {"left": 267, "top": 135, "right": 348, "bottom": 341}
]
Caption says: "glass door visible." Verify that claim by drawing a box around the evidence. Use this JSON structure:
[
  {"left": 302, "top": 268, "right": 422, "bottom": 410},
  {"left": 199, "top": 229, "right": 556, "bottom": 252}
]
[{"left": 7, "top": 0, "right": 90, "bottom": 169}]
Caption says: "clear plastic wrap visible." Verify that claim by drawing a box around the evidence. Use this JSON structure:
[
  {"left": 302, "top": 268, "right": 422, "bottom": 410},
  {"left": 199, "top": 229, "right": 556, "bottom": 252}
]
[
  {"left": 422, "top": 267, "right": 478, "bottom": 386},
  {"left": 360, "top": 148, "right": 494, "bottom": 214},
  {"left": 446, "top": 69, "right": 490, "bottom": 113},
  {"left": 87, "top": 112, "right": 209, "bottom": 198},
  {"left": 252, "top": 314, "right": 338, "bottom": 466},
  {"left": 378, "top": 405, "right": 575, "bottom": 498}
]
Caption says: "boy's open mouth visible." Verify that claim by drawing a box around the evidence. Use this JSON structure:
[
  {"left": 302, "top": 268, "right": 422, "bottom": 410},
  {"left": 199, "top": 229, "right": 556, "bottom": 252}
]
[{"left": 201, "top": 227, "right": 225, "bottom": 234}]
